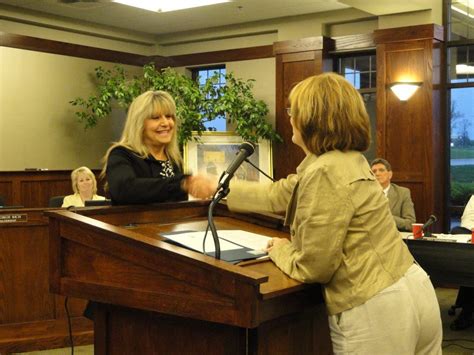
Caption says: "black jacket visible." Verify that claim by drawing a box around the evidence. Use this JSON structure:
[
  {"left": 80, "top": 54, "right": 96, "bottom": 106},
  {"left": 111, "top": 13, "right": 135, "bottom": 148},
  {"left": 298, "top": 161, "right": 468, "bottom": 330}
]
[{"left": 106, "top": 146, "right": 188, "bottom": 205}]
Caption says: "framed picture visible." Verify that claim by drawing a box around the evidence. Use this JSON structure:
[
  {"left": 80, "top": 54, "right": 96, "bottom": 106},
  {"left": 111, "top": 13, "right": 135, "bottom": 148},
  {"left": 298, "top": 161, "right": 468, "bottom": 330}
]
[{"left": 183, "top": 132, "right": 273, "bottom": 184}]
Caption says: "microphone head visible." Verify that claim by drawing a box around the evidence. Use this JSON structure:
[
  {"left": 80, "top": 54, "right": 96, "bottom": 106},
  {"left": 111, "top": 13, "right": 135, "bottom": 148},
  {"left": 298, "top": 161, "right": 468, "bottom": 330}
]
[
  {"left": 239, "top": 141, "right": 255, "bottom": 155},
  {"left": 430, "top": 215, "right": 438, "bottom": 222}
]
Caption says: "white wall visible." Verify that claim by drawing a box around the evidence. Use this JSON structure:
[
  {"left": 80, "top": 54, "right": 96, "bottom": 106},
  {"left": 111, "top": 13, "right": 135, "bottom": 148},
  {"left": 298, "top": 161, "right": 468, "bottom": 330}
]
[{"left": 0, "top": 47, "right": 141, "bottom": 170}]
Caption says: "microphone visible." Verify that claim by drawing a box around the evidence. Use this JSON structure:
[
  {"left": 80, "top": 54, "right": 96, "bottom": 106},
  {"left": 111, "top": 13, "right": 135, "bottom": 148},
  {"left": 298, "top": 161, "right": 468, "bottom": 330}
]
[
  {"left": 422, "top": 214, "right": 438, "bottom": 237},
  {"left": 207, "top": 141, "right": 255, "bottom": 260},
  {"left": 217, "top": 142, "right": 255, "bottom": 190}
]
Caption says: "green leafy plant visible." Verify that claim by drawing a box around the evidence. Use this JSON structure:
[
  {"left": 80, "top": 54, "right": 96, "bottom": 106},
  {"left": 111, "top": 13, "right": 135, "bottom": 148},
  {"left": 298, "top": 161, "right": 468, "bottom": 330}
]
[{"left": 70, "top": 63, "right": 281, "bottom": 146}]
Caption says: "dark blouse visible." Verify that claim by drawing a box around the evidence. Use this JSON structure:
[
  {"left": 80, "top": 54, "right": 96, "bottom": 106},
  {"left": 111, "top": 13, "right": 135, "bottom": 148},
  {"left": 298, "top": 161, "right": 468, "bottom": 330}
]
[{"left": 106, "top": 146, "right": 188, "bottom": 205}]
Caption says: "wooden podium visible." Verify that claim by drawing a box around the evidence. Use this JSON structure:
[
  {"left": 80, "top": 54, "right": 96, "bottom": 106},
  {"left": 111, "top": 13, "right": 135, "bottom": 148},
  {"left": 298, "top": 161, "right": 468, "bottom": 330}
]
[{"left": 46, "top": 201, "right": 332, "bottom": 354}]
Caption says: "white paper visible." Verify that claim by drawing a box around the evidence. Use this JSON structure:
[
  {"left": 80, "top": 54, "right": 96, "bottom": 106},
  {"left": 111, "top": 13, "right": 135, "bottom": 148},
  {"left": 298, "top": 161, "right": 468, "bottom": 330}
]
[{"left": 162, "top": 229, "right": 272, "bottom": 253}]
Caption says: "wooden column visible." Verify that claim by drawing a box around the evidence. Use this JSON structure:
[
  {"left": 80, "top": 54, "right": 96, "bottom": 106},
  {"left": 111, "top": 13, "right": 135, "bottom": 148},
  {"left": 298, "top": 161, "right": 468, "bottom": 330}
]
[
  {"left": 375, "top": 24, "right": 446, "bottom": 230},
  {"left": 273, "top": 37, "right": 334, "bottom": 179}
]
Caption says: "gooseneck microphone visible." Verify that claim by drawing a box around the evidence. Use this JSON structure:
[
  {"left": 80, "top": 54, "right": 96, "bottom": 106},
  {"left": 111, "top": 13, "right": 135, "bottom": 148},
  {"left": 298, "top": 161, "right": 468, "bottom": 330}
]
[
  {"left": 207, "top": 142, "right": 256, "bottom": 259},
  {"left": 422, "top": 214, "right": 438, "bottom": 238},
  {"left": 217, "top": 142, "right": 255, "bottom": 190}
]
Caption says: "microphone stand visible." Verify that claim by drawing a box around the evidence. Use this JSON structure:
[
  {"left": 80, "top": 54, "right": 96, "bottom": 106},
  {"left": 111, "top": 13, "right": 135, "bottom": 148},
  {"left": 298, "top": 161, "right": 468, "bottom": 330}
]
[{"left": 207, "top": 173, "right": 230, "bottom": 260}]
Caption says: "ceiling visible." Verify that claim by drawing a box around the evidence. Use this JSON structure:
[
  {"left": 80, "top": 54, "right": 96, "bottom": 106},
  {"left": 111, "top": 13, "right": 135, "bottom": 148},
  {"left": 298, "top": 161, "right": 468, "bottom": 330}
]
[{"left": 0, "top": 0, "right": 436, "bottom": 38}]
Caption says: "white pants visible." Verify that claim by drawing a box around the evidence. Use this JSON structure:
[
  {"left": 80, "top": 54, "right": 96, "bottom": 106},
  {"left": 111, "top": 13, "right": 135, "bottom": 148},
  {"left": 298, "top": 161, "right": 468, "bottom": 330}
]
[{"left": 328, "top": 264, "right": 442, "bottom": 355}]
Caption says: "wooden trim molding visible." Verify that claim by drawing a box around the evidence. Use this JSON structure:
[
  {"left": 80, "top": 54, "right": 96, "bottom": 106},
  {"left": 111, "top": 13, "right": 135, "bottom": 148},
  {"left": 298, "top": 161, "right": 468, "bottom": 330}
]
[
  {"left": 374, "top": 24, "right": 444, "bottom": 44},
  {"left": 0, "top": 32, "right": 275, "bottom": 68},
  {"left": 0, "top": 32, "right": 150, "bottom": 66},
  {"left": 333, "top": 33, "right": 375, "bottom": 52},
  {"left": 164, "top": 45, "right": 274, "bottom": 68},
  {"left": 273, "top": 37, "right": 334, "bottom": 55},
  {"left": 2, "top": 31, "right": 379, "bottom": 68}
]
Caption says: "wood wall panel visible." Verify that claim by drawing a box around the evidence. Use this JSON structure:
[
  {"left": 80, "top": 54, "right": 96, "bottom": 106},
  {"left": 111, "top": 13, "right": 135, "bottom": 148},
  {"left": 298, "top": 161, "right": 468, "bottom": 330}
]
[
  {"left": 0, "top": 182, "right": 12, "bottom": 206},
  {"left": 273, "top": 37, "right": 334, "bottom": 179},
  {"left": 375, "top": 24, "right": 445, "bottom": 230},
  {"left": 0, "top": 170, "right": 105, "bottom": 208},
  {"left": 0, "top": 209, "right": 92, "bottom": 353}
]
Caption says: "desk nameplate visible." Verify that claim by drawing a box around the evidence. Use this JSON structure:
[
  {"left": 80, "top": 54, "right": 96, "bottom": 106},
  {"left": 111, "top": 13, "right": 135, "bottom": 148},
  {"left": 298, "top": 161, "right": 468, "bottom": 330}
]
[{"left": 0, "top": 213, "right": 28, "bottom": 223}]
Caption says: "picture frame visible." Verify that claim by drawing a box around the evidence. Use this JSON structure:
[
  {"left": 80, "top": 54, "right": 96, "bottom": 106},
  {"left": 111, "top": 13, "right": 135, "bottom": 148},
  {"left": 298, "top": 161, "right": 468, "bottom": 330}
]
[{"left": 183, "top": 132, "right": 273, "bottom": 184}]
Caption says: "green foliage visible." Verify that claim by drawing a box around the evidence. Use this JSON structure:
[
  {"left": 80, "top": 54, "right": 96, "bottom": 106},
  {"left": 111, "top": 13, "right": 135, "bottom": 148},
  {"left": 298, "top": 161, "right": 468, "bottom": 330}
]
[
  {"left": 450, "top": 165, "right": 474, "bottom": 205},
  {"left": 451, "top": 147, "right": 474, "bottom": 159},
  {"left": 70, "top": 63, "right": 281, "bottom": 146}
]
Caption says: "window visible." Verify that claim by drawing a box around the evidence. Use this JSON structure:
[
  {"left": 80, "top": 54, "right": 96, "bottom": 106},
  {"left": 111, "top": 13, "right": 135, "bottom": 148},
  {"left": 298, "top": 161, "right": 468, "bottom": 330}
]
[
  {"left": 447, "top": 0, "right": 474, "bottom": 228},
  {"left": 448, "top": 45, "right": 474, "bottom": 83},
  {"left": 191, "top": 66, "right": 226, "bottom": 131},
  {"left": 335, "top": 54, "right": 377, "bottom": 161},
  {"left": 336, "top": 54, "right": 377, "bottom": 90},
  {"left": 449, "top": 0, "right": 474, "bottom": 40}
]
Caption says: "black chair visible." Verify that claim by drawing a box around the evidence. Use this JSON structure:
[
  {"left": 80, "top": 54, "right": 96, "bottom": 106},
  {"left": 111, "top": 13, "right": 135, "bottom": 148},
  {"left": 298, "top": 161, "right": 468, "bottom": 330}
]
[
  {"left": 48, "top": 195, "right": 65, "bottom": 208},
  {"left": 84, "top": 199, "right": 112, "bottom": 207},
  {"left": 0, "top": 195, "right": 4, "bottom": 206}
]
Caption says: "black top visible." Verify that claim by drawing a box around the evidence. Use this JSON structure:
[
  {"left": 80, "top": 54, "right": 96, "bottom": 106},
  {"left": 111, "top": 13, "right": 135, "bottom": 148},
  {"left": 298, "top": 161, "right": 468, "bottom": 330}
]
[{"left": 106, "top": 146, "right": 188, "bottom": 205}]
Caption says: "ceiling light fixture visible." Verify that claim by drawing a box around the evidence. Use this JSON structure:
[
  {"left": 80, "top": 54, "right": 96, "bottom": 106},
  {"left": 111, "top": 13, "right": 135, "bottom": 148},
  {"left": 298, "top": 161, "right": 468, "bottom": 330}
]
[
  {"left": 389, "top": 82, "right": 422, "bottom": 101},
  {"left": 113, "top": 0, "right": 231, "bottom": 13}
]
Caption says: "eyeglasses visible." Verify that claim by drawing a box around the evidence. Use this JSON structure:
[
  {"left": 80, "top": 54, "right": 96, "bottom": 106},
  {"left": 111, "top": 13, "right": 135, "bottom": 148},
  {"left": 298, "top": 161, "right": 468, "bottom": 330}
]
[{"left": 286, "top": 107, "right": 292, "bottom": 116}]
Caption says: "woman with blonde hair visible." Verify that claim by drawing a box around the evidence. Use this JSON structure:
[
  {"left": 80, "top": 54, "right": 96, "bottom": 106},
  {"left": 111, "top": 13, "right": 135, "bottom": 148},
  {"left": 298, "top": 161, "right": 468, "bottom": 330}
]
[
  {"left": 62, "top": 166, "right": 105, "bottom": 207},
  {"left": 102, "top": 90, "right": 188, "bottom": 205},
  {"left": 189, "top": 73, "right": 442, "bottom": 354}
]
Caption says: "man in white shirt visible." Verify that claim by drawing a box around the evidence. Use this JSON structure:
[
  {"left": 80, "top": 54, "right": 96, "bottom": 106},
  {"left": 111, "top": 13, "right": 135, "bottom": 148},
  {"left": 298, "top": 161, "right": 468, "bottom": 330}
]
[{"left": 370, "top": 158, "right": 416, "bottom": 231}]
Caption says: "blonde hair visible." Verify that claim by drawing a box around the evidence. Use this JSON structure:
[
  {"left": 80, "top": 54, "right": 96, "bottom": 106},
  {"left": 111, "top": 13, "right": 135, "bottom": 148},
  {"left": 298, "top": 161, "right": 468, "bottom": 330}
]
[
  {"left": 101, "top": 90, "right": 183, "bottom": 178},
  {"left": 289, "top": 72, "right": 370, "bottom": 155},
  {"left": 71, "top": 166, "right": 97, "bottom": 194}
]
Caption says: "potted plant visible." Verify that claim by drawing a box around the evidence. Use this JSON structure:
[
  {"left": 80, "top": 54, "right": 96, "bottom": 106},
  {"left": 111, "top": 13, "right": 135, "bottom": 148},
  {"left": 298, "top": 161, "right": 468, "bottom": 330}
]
[{"left": 70, "top": 63, "right": 281, "bottom": 146}]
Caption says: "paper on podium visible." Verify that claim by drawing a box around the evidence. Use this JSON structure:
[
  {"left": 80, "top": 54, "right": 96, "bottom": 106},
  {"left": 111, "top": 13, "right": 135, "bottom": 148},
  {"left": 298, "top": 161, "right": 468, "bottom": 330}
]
[{"left": 161, "top": 229, "right": 271, "bottom": 262}]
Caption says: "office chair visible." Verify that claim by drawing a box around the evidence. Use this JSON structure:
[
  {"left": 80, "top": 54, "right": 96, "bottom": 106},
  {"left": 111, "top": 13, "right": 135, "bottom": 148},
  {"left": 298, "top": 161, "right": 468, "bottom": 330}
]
[
  {"left": 84, "top": 199, "right": 112, "bottom": 207},
  {"left": 48, "top": 195, "right": 65, "bottom": 208}
]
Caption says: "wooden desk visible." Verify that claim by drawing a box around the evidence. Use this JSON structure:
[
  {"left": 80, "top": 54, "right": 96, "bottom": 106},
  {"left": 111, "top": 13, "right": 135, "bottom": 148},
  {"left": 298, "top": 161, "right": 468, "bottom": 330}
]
[
  {"left": 47, "top": 201, "right": 332, "bottom": 355},
  {"left": 405, "top": 238, "right": 474, "bottom": 287},
  {"left": 0, "top": 207, "right": 93, "bottom": 354}
]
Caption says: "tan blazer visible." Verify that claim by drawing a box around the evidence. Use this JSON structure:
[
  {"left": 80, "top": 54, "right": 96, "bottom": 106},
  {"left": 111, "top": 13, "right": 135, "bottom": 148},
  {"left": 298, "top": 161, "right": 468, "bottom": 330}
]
[
  {"left": 227, "top": 150, "right": 414, "bottom": 315},
  {"left": 387, "top": 183, "right": 416, "bottom": 231}
]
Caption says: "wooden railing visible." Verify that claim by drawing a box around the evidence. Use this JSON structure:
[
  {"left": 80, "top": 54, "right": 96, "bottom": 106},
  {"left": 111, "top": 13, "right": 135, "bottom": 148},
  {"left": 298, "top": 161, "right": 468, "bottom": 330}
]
[{"left": 0, "top": 170, "right": 105, "bottom": 208}]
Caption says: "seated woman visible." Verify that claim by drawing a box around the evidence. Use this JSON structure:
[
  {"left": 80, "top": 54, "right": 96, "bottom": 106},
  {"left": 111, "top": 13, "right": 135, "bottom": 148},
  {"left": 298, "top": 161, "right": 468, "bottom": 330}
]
[
  {"left": 62, "top": 166, "right": 105, "bottom": 207},
  {"left": 101, "top": 90, "right": 189, "bottom": 205}
]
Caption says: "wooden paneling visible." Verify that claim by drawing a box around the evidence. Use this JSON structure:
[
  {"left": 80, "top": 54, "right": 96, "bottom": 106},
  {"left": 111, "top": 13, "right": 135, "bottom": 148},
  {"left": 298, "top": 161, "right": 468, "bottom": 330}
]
[
  {"left": 0, "top": 208, "right": 93, "bottom": 353},
  {"left": 0, "top": 182, "right": 12, "bottom": 206},
  {"left": 0, "top": 170, "right": 105, "bottom": 208},
  {"left": 165, "top": 45, "right": 274, "bottom": 68},
  {"left": 0, "top": 32, "right": 148, "bottom": 66},
  {"left": 273, "top": 37, "right": 334, "bottom": 179},
  {"left": 0, "top": 32, "right": 275, "bottom": 69},
  {"left": 375, "top": 24, "right": 446, "bottom": 230}
]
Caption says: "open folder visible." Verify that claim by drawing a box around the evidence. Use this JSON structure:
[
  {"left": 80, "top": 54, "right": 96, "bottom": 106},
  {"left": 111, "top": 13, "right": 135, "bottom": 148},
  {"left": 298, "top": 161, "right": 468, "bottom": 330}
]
[{"left": 161, "top": 229, "right": 271, "bottom": 263}]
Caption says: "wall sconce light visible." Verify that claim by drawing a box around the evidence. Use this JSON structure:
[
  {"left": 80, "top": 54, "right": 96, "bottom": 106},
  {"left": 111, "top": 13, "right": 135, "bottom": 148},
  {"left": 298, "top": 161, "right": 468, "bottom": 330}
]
[{"left": 389, "top": 82, "right": 422, "bottom": 101}]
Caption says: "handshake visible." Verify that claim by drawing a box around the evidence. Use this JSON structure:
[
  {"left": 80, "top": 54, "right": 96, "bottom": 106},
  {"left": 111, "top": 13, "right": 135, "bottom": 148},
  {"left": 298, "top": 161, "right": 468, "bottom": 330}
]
[{"left": 181, "top": 174, "right": 218, "bottom": 199}]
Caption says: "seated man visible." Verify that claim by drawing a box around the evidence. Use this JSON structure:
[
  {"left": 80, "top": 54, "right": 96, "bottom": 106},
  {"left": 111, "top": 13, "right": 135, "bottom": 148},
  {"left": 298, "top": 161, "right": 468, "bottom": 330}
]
[
  {"left": 370, "top": 158, "right": 416, "bottom": 231},
  {"left": 449, "top": 195, "right": 474, "bottom": 330}
]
